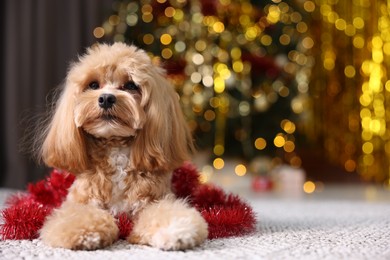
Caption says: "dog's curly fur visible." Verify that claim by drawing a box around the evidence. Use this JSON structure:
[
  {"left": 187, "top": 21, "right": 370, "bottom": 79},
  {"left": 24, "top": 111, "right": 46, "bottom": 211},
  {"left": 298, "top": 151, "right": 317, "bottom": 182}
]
[{"left": 38, "top": 43, "right": 208, "bottom": 250}]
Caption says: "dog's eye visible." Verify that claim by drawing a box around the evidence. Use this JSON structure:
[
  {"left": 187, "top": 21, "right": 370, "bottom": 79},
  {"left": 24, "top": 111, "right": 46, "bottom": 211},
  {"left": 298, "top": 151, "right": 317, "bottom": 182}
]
[
  {"left": 122, "top": 81, "right": 139, "bottom": 91},
  {"left": 88, "top": 81, "right": 100, "bottom": 90}
]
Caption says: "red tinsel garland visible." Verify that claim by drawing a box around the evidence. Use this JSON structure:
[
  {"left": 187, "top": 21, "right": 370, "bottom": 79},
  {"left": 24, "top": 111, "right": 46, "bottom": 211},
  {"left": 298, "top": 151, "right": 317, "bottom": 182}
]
[{"left": 0, "top": 163, "right": 256, "bottom": 241}]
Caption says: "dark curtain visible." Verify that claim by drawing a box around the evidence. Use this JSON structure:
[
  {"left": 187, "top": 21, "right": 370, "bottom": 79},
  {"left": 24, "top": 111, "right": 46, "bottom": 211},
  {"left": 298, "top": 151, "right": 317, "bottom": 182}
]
[{"left": 1, "top": 0, "right": 114, "bottom": 189}]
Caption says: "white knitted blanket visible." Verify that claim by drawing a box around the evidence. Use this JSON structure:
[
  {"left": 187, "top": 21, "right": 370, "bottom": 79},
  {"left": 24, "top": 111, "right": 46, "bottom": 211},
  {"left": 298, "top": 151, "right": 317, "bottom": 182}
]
[{"left": 0, "top": 187, "right": 389, "bottom": 260}]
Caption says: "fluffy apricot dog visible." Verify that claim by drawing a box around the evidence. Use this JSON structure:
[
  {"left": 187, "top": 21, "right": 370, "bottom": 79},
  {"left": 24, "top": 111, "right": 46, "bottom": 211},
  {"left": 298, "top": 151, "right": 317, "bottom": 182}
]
[{"left": 38, "top": 43, "right": 208, "bottom": 250}]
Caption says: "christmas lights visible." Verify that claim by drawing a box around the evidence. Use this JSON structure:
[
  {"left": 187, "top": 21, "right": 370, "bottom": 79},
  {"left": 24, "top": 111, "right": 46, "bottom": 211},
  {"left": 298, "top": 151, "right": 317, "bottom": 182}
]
[{"left": 96, "top": 0, "right": 313, "bottom": 180}]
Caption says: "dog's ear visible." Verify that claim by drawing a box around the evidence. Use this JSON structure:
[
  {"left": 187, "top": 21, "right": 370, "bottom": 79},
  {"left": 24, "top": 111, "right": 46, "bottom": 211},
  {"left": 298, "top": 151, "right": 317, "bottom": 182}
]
[
  {"left": 39, "top": 77, "right": 88, "bottom": 174},
  {"left": 130, "top": 67, "right": 194, "bottom": 172}
]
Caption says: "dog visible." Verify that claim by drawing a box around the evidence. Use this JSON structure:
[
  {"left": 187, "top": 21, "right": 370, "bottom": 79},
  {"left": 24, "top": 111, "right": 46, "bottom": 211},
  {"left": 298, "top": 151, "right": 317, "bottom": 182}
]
[{"left": 37, "top": 43, "right": 208, "bottom": 250}]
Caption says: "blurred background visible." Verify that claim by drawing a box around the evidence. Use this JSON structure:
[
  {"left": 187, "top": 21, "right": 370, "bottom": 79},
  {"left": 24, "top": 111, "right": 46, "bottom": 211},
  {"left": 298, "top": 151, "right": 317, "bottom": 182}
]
[{"left": 1, "top": 0, "right": 390, "bottom": 196}]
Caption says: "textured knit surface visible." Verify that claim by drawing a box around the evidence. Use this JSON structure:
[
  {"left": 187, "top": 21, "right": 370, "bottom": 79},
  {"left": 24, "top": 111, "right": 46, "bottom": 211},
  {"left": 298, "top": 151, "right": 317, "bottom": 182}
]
[{"left": 1, "top": 188, "right": 390, "bottom": 260}]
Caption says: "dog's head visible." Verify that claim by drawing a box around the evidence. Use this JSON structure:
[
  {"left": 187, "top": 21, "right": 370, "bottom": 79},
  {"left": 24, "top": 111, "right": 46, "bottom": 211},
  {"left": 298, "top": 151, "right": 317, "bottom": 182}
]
[{"left": 40, "top": 43, "right": 193, "bottom": 173}]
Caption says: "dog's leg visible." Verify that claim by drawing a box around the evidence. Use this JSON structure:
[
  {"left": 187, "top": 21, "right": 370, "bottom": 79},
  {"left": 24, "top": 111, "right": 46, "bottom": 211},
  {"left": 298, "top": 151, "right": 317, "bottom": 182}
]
[
  {"left": 128, "top": 195, "right": 208, "bottom": 250},
  {"left": 40, "top": 202, "right": 118, "bottom": 250}
]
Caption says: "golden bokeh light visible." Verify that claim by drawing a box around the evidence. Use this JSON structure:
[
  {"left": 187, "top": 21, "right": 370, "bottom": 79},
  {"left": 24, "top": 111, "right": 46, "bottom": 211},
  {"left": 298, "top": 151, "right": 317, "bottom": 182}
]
[
  {"left": 213, "top": 158, "right": 225, "bottom": 170},
  {"left": 93, "top": 27, "right": 105, "bottom": 38},
  {"left": 255, "top": 138, "right": 267, "bottom": 150},
  {"left": 274, "top": 135, "right": 286, "bottom": 148},
  {"left": 345, "top": 159, "right": 356, "bottom": 172},
  {"left": 303, "top": 181, "right": 315, "bottom": 194},
  {"left": 214, "top": 144, "right": 225, "bottom": 156},
  {"left": 235, "top": 164, "right": 247, "bottom": 176},
  {"left": 143, "top": 34, "right": 154, "bottom": 45},
  {"left": 161, "top": 48, "right": 173, "bottom": 59},
  {"left": 284, "top": 141, "right": 295, "bottom": 153},
  {"left": 160, "top": 33, "right": 172, "bottom": 45},
  {"left": 165, "top": 7, "right": 176, "bottom": 17}
]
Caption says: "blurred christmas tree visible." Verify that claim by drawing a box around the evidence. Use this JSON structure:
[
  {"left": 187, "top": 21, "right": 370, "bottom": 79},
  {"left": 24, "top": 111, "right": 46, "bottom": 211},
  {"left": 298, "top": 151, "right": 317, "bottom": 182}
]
[{"left": 95, "top": 0, "right": 314, "bottom": 175}]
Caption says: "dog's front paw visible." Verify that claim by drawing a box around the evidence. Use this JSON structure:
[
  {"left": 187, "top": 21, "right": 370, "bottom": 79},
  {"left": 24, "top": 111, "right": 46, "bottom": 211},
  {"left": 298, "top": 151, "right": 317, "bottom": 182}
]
[
  {"left": 129, "top": 197, "right": 208, "bottom": 250},
  {"left": 149, "top": 218, "right": 207, "bottom": 250},
  {"left": 40, "top": 202, "right": 119, "bottom": 250},
  {"left": 73, "top": 231, "right": 105, "bottom": 250}
]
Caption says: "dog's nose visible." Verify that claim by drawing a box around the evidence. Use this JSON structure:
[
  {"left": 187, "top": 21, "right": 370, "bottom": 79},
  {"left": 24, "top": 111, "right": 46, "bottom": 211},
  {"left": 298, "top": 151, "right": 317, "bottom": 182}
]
[{"left": 98, "top": 94, "right": 116, "bottom": 109}]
